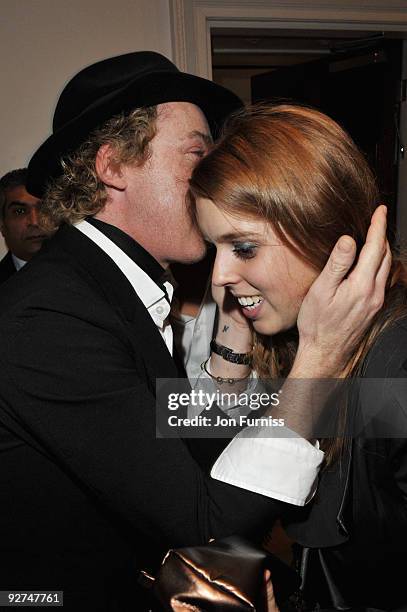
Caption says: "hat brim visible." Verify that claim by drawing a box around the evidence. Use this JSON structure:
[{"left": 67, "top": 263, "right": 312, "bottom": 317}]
[{"left": 27, "top": 71, "right": 242, "bottom": 197}]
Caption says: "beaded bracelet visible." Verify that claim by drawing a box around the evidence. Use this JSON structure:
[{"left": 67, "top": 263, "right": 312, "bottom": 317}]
[{"left": 200, "top": 358, "right": 251, "bottom": 385}]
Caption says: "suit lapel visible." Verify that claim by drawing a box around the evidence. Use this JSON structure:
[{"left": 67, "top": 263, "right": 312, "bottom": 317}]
[
  {"left": 51, "top": 224, "right": 179, "bottom": 386},
  {"left": 0, "top": 252, "right": 17, "bottom": 285}
]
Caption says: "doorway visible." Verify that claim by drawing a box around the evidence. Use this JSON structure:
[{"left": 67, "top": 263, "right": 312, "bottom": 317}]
[{"left": 211, "top": 29, "right": 407, "bottom": 242}]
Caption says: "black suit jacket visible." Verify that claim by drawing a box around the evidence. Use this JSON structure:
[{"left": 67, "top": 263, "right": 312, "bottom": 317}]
[
  {"left": 0, "top": 251, "right": 16, "bottom": 284},
  {"left": 0, "top": 224, "right": 281, "bottom": 611}
]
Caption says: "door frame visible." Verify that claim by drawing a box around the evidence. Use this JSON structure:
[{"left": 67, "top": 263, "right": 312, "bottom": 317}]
[
  {"left": 169, "top": 0, "right": 407, "bottom": 79},
  {"left": 169, "top": 0, "right": 407, "bottom": 243}
]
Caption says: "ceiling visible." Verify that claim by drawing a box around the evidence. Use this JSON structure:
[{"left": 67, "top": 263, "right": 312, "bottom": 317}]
[{"left": 211, "top": 28, "right": 406, "bottom": 68}]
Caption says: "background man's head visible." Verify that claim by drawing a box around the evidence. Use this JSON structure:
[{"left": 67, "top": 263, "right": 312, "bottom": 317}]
[{"left": 0, "top": 168, "right": 52, "bottom": 261}]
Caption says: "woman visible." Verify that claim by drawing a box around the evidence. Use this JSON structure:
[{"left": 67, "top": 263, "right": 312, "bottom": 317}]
[{"left": 189, "top": 104, "right": 407, "bottom": 610}]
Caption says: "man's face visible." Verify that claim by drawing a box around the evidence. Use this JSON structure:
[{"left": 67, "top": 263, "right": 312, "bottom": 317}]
[
  {"left": 123, "top": 102, "right": 212, "bottom": 267},
  {"left": 1, "top": 186, "right": 51, "bottom": 261}
]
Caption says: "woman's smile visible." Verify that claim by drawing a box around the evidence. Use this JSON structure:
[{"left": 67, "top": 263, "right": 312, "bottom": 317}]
[{"left": 235, "top": 295, "right": 264, "bottom": 318}]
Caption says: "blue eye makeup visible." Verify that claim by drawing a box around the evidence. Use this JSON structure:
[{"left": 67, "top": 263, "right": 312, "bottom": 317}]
[{"left": 232, "top": 242, "right": 258, "bottom": 261}]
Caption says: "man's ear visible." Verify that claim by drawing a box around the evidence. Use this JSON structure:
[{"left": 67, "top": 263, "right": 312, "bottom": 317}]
[{"left": 95, "top": 144, "right": 127, "bottom": 190}]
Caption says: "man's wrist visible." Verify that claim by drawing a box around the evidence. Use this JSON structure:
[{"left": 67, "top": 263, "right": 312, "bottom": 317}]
[{"left": 293, "top": 342, "right": 344, "bottom": 378}]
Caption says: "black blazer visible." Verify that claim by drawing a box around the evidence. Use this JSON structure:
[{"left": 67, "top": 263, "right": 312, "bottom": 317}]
[
  {"left": 0, "top": 225, "right": 281, "bottom": 612},
  {"left": 285, "top": 318, "right": 407, "bottom": 611},
  {"left": 0, "top": 251, "right": 16, "bottom": 285}
]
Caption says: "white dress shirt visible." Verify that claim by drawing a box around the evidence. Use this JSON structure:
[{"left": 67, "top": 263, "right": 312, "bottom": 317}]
[
  {"left": 75, "top": 219, "right": 323, "bottom": 506},
  {"left": 75, "top": 220, "right": 174, "bottom": 353},
  {"left": 11, "top": 254, "right": 27, "bottom": 271},
  {"left": 171, "top": 278, "right": 216, "bottom": 379}
]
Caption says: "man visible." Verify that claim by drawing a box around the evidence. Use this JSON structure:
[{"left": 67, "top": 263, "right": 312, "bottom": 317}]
[
  {"left": 0, "top": 168, "right": 52, "bottom": 283},
  {"left": 0, "top": 52, "right": 389, "bottom": 611}
]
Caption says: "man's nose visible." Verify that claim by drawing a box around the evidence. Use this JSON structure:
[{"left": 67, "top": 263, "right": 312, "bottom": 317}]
[
  {"left": 27, "top": 207, "right": 40, "bottom": 227},
  {"left": 212, "top": 252, "right": 240, "bottom": 287}
]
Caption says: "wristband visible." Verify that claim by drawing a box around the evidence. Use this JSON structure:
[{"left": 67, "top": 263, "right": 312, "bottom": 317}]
[{"left": 210, "top": 339, "right": 252, "bottom": 366}]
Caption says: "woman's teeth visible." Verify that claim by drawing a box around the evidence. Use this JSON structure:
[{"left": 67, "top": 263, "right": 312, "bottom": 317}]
[{"left": 237, "top": 295, "right": 263, "bottom": 310}]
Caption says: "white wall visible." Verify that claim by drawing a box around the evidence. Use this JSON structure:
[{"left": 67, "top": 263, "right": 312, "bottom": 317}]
[{"left": 0, "top": 0, "right": 172, "bottom": 257}]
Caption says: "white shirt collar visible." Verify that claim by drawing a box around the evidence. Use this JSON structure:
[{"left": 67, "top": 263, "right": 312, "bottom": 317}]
[
  {"left": 74, "top": 219, "right": 174, "bottom": 353},
  {"left": 11, "top": 254, "right": 27, "bottom": 271},
  {"left": 75, "top": 219, "right": 168, "bottom": 309}
]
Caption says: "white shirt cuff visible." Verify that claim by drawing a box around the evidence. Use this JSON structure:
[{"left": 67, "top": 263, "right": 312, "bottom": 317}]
[{"left": 211, "top": 426, "right": 324, "bottom": 506}]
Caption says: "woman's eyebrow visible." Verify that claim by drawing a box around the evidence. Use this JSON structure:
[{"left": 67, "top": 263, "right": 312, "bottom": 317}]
[{"left": 215, "top": 232, "right": 263, "bottom": 241}]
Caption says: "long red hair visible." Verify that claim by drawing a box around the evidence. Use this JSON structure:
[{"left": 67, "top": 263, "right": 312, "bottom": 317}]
[{"left": 190, "top": 104, "right": 407, "bottom": 463}]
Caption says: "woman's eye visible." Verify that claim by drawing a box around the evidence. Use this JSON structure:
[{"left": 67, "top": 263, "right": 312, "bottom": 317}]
[{"left": 232, "top": 243, "right": 257, "bottom": 260}]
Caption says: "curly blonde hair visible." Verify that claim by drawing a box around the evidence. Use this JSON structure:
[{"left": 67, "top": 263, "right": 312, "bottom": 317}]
[{"left": 41, "top": 106, "right": 158, "bottom": 230}]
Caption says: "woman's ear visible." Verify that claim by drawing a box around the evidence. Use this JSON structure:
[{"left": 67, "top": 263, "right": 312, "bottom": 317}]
[{"left": 95, "top": 144, "right": 127, "bottom": 190}]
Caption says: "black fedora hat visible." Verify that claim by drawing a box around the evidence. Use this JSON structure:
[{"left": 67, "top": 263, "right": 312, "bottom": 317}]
[{"left": 27, "top": 51, "right": 242, "bottom": 197}]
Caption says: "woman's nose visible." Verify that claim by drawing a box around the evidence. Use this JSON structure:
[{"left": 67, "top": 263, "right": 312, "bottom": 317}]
[{"left": 212, "top": 252, "right": 240, "bottom": 288}]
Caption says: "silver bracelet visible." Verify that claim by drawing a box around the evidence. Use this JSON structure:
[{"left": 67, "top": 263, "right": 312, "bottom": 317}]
[{"left": 201, "top": 359, "right": 251, "bottom": 385}]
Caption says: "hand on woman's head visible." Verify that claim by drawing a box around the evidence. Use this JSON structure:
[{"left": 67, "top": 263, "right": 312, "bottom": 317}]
[{"left": 296, "top": 205, "right": 391, "bottom": 376}]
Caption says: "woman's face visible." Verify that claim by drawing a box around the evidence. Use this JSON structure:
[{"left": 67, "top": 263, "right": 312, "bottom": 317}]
[{"left": 196, "top": 197, "right": 319, "bottom": 335}]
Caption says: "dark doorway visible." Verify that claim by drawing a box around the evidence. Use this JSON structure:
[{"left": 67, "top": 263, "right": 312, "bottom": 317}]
[
  {"left": 212, "top": 30, "right": 406, "bottom": 239},
  {"left": 251, "top": 39, "right": 403, "bottom": 234}
]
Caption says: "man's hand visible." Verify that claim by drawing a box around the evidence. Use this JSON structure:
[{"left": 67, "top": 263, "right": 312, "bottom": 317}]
[
  {"left": 295, "top": 205, "right": 391, "bottom": 378},
  {"left": 264, "top": 570, "right": 280, "bottom": 612}
]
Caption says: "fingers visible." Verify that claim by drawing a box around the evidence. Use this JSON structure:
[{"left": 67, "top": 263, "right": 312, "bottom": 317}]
[
  {"left": 264, "top": 570, "right": 280, "bottom": 612},
  {"left": 345, "top": 205, "right": 389, "bottom": 314},
  {"left": 311, "top": 235, "right": 357, "bottom": 300},
  {"left": 371, "top": 240, "right": 392, "bottom": 310},
  {"left": 311, "top": 205, "right": 388, "bottom": 302},
  {"left": 375, "top": 241, "right": 392, "bottom": 290},
  {"left": 350, "top": 204, "right": 387, "bottom": 282},
  {"left": 295, "top": 205, "right": 391, "bottom": 374}
]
